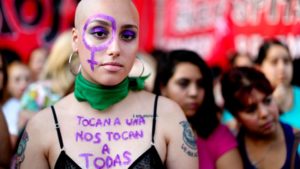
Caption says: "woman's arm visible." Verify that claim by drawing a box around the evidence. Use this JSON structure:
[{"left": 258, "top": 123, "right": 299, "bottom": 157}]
[
  {"left": 15, "top": 111, "right": 50, "bottom": 169},
  {"left": 0, "top": 111, "right": 12, "bottom": 168},
  {"left": 160, "top": 98, "right": 199, "bottom": 169}
]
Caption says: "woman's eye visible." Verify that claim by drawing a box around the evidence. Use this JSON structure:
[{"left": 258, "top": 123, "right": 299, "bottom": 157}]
[
  {"left": 90, "top": 27, "right": 109, "bottom": 39},
  {"left": 263, "top": 96, "right": 272, "bottom": 105},
  {"left": 121, "top": 30, "right": 136, "bottom": 41},
  {"left": 244, "top": 104, "right": 257, "bottom": 113},
  {"left": 177, "top": 79, "right": 189, "bottom": 89}
]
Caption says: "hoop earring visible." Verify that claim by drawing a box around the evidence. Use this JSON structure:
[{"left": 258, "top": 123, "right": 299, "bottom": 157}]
[
  {"left": 136, "top": 55, "right": 145, "bottom": 78},
  {"left": 69, "top": 51, "right": 81, "bottom": 75}
]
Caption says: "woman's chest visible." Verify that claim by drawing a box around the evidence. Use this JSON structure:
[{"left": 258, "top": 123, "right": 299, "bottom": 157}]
[{"left": 48, "top": 114, "right": 165, "bottom": 168}]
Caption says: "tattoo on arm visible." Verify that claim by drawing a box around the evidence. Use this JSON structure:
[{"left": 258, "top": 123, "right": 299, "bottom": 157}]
[
  {"left": 179, "top": 121, "right": 198, "bottom": 157},
  {"left": 15, "top": 130, "right": 29, "bottom": 168}
]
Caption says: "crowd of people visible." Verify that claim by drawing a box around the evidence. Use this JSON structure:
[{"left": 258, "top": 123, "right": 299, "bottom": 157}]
[{"left": 0, "top": 0, "right": 300, "bottom": 168}]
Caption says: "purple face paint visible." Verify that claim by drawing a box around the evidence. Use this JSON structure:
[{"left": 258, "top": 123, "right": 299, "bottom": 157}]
[{"left": 82, "top": 14, "right": 117, "bottom": 71}]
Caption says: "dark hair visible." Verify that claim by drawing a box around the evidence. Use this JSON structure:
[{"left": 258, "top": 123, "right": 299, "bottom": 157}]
[
  {"left": 255, "top": 38, "right": 290, "bottom": 65},
  {"left": 221, "top": 67, "right": 274, "bottom": 116},
  {"left": 153, "top": 49, "right": 219, "bottom": 138},
  {"left": 292, "top": 57, "right": 300, "bottom": 87},
  {"left": 0, "top": 54, "right": 8, "bottom": 105}
]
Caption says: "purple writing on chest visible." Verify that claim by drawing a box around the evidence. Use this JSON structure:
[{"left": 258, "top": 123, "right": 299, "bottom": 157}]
[
  {"left": 76, "top": 115, "right": 146, "bottom": 127},
  {"left": 125, "top": 117, "right": 146, "bottom": 126},
  {"left": 106, "top": 130, "right": 143, "bottom": 141},
  {"left": 79, "top": 144, "right": 131, "bottom": 169},
  {"left": 75, "top": 130, "right": 144, "bottom": 143},
  {"left": 77, "top": 116, "right": 121, "bottom": 127}
]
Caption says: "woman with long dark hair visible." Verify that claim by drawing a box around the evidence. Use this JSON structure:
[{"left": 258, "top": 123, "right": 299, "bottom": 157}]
[{"left": 154, "top": 49, "right": 242, "bottom": 169}]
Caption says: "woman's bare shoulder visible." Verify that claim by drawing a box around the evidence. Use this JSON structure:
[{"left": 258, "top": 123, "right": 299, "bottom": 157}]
[
  {"left": 26, "top": 107, "right": 53, "bottom": 132},
  {"left": 26, "top": 94, "right": 74, "bottom": 131},
  {"left": 157, "top": 95, "right": 185, "bottom": 118}
]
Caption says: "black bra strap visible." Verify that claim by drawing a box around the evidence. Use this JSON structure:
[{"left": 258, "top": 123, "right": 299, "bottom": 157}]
[
  {"left": 51, "top": 105, "right": 64, "bottom": 150},
  {"left": 151, "top": 95, "right": 159, "bottom": 143}
]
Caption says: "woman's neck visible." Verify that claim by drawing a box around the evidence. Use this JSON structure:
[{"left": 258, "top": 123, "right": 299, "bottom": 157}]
[
  {"left": 244, "top": 123, "right": 282, "bottom": 145},
  {"left": 244, "top": 123, "right": 285, "bottom": 169},
  {"left": 273, "top": 85, "right": 293, "bottom": 112}
]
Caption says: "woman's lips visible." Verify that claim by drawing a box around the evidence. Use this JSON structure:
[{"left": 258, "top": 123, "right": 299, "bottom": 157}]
[
  {"left": 186, "top": 103, "right": 199, "bottom": 110},
  {"left": 100, "top": 62, "right": 123, "bottom": 72},
  {"left": 261, "top": 121, "right": 274, "bottom": 131}
]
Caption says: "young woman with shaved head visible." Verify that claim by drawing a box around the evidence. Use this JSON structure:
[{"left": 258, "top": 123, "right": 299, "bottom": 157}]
[{"left": 14, "top": 0, "right": 199, "bottom": 168}]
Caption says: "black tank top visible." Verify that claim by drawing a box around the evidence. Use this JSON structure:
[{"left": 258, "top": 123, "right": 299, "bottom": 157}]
[{"left": 51, "top": 95, "right": 165, "bottom": 169}]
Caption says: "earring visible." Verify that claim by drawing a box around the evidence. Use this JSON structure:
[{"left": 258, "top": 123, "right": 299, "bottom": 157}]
[
  {"left": 136, "top": 55, "right": 145, "bottom": 78},
  {"left": 69, "top": 51, "right": 81, "bottom": 75}
]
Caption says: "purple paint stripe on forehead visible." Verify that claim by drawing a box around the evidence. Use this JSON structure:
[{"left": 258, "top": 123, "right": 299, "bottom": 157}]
[{"left": 82, "top": 13, "right": 116, "bottom": 51}]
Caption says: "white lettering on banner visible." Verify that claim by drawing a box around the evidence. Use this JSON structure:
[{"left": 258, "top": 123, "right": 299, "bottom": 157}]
[
  {"left": 235, "top": 34, "right": 263, "bottom": 57},
  {"left": 231, "top": 0, "right": 300, "bottom": 26},
  {"left": 173, "top": 0, "right": 227, "bottom": 32}
]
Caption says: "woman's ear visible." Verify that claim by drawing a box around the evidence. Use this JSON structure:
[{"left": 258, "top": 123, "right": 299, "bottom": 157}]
[{"left": 72, "top": 28, "right": 79, "bottom": 51}]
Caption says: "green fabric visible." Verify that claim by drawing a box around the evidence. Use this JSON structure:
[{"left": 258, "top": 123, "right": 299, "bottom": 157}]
[{"left": 74, "top": 73, "right": 148, "bottom": 111}]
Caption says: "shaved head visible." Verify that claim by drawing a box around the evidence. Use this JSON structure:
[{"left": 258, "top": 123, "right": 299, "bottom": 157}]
[{"left": 74, "top": 0, "right": 139, "bottom": 29}]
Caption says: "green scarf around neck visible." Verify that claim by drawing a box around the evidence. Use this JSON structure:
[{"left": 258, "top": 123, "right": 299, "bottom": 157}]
[{"left": 74, "top": 73, "right": 148, "bottom": 111}]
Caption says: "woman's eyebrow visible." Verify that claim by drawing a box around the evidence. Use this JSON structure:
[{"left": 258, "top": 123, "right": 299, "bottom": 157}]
[{"left": 122, "top": 24, "right": 138, "bottom": 30}]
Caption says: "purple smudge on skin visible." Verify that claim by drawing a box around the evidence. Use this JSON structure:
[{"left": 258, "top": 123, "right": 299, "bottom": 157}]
[{"left": 82, "top": 14, "right": 117, "bottom": 71}]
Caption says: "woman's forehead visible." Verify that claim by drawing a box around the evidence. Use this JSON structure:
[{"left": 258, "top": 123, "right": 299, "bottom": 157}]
[
  {"left": 75, "top": 0, "right": 138, "bottom": 29},
  {"left": 242, "top": 89, "right": 266, "bottom": 104}
]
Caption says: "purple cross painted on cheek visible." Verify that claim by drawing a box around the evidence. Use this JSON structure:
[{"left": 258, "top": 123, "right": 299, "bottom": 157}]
[
  {"left": 82, "top": 14, "right": 116, "bottom": 72},
  {"left": 87, "top": 52, "right": 98, "bottom": 72}
]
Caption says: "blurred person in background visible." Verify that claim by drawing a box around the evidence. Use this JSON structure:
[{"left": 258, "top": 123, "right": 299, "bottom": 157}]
[
  {"left": 18, "top": 30, "right": 76, "bottom": 131},
  {"left": 2, "top": 61, "right": 31, "bottom": 148},
  {"left": 222, "top": 67, "right": 300, "bottom": 169},
  {"left": 255, "top": 39, "right": 300, "bottom": 131},
  {"left": 229, "top": 51, "right": 254, "bottom": 68},
  {"left": 0, "top": 54, "right": 12, "bottom": 169},
  {"left": 291, "top": 57, "right": 300, "bottom": 87},
  {"left": 221, "top": 51, "right": 254, "bottom": 134},
  {"left": 154, "top": 49, "right": 243, "bottom": 169},
  {"left": 28, "top": 47, "right": 49, "bottom": 82}
]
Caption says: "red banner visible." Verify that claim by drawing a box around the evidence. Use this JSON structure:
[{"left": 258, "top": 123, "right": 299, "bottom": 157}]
[
  {"left": 0, "top": 0, "right": 154, "bottom": 63},
  {"left": 158, "top": 0, "right": 300, "bottom": 70},
  {"left": 133, "top": 0, "right": 155, "bottom": 53},
  {"left": 0, "top": 0, "right": 77, "bottom": 63}
]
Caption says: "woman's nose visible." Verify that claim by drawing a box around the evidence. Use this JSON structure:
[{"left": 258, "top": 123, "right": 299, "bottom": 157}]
[
  {"left": 106, "top": 37, "right": 120, "bottom": 57},
  {"left": 258, "top": 104, "right": 269, "bottom": 118},
  {"left": 187, "top": 83, "right": 198, "bottom": 97}
]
